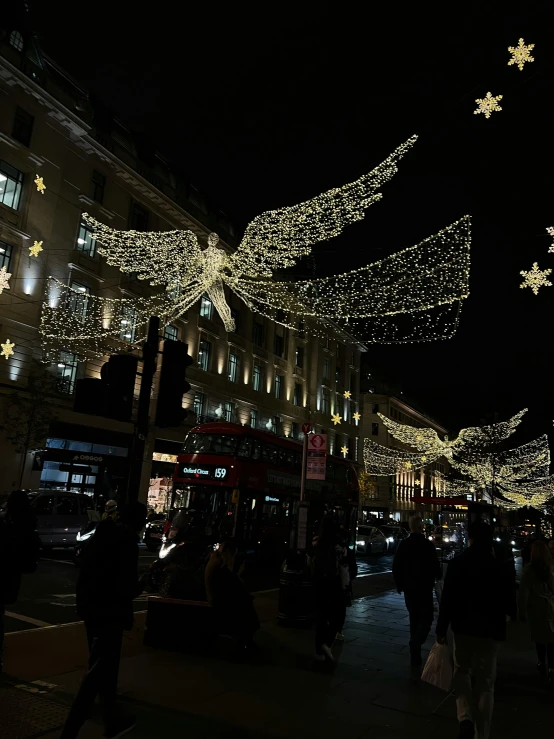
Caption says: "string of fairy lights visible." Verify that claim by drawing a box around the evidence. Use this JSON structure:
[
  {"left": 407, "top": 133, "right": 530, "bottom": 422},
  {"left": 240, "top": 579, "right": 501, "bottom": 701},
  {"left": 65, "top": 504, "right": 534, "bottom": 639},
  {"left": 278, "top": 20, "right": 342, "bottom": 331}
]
[
  {"left": 37, "top": 136, "right": 473, "bottom": 374},
  {"left": 365, "top": 408, "right": 553, "bottom": 511}
]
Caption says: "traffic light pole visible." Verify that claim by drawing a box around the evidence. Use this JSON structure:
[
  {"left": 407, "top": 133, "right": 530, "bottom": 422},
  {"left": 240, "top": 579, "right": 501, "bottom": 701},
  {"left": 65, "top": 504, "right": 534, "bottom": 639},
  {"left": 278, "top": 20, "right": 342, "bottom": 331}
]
[{"left": 126, "top": 315, "right": 159, "bottom": 504}]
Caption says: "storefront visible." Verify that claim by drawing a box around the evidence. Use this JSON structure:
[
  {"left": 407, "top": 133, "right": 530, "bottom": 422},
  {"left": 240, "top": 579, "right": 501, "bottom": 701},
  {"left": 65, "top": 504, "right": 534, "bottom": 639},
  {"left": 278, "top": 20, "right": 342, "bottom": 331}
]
[{"left": 148, "top": 439, "right": 183, "bottom": 514}]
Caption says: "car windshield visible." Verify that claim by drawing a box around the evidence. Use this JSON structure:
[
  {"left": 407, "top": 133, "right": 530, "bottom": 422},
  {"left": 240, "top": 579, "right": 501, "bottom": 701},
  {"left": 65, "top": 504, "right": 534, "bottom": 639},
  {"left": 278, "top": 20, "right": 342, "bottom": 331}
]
[
  {"left": 379, "top": 526, "right": 398, "bottom": 535},
  {"left": 358, "top": 527, "right": 372, "bottom": 536},
  {"left": 183, "top": 433, "right": 238, "bottom": 455}
]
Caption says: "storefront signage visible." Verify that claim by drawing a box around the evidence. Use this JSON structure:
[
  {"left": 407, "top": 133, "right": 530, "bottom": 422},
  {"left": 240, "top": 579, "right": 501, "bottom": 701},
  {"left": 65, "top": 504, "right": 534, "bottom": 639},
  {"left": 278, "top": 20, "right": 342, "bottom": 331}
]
[
  {"left": 72, "top": 454, "right": 104, "bottom": 463},
  {"left": 265, "top": 495, "right": 279, "bottom": 502},
  {"left": 177, "top": 464, "right": 228, "bottom": 481}
]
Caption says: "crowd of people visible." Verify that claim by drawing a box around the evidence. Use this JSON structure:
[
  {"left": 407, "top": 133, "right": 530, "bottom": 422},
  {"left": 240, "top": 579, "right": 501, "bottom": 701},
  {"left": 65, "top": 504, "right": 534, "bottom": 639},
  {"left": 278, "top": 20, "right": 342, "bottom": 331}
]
[{"left": 2, "top": 492, "right": 554, "bottom": 739}]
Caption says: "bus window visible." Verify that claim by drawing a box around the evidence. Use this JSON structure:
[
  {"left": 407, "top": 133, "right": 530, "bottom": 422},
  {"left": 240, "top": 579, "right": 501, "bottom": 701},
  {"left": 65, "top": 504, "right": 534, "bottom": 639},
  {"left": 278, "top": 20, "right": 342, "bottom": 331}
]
[
  {"left": 286, "top": 450, "right": 294, "bottom": 467},
  {"left": 252, "top": 439, "right": 261, "bottom": 460},
  {"left": 294, "top": 452, "right": 302, "bottom": 470},
  {"left": 278, "top": 447, "right": 287, "bottom": 466},
  {"left": 238, "top": 437, "right": 252, "bottom": 458},
  {"left": 263, "top": 444, "right": 278, "bottom": 463},
  {"left": 184, "top": 433, "right": 238, "bottom": 455}
]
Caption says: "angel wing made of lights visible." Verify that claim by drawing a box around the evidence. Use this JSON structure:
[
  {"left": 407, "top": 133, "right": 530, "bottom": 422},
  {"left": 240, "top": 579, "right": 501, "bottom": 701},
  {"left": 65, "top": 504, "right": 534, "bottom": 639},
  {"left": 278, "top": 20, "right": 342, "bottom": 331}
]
[{"left": 41, "top": 135, "right": 472, "bottom": 359}]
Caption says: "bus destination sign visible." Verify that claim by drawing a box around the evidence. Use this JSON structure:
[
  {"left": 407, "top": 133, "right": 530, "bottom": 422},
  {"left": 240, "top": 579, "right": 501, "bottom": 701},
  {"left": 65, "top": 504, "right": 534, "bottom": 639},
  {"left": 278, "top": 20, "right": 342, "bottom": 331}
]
[{"left": 177, "top": 464, "right": 228, "bottom": 481}]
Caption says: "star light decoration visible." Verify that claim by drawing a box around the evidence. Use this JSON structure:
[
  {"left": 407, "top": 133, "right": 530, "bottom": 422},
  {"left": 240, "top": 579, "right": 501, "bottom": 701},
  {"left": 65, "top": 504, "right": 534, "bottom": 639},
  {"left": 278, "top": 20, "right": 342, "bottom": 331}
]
[
  {"left": 344, "top": 390, "right": 351, "bottom": 399},
  {"left": 34, "top": 174, "right": 46, "bottom": 194},
  {"left": 353, "top": 412, "right": 361, "bottom": 422},
  {"left": 1, "top": 338, "right": 15, "bottom": 360},
  {"left": 520, "top": 262, "right": 552, "bottom": 295},
  {"left": 0, "top": 265, "right": 12, "bottom": 294},
  {"left": 29, "top": 240, "right": 43, "bottom": 258},
  {"left": 474, "top": 92, "right": 503, "bottom": 119},
  {"left": 507, "top": 38, "right": 535, "bottom": 71},
  {"left": 340, "top": 445, "right": 348, "bottom": 457},
  {"left": 332, "top": 413, "right": 342, "bottom": 426},
  {"left": 40, "top": 137, "right": 472, "bottom": 360}
]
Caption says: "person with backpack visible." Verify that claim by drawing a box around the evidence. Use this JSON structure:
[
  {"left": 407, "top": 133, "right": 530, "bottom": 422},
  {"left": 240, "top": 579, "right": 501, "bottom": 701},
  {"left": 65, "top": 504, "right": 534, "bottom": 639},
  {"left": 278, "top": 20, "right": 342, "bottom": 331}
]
[
  {"left": 518, "top": 540, "right": 554, "bottom": 681},
  {"left": 0, "top": 489, "right": 39, "bottom": 672},
  {"left": 311, "top": 518, "right": 344, "bottom": 661},
  {"left": 392, "top": 515, "right": 442, "bottom": 666}
]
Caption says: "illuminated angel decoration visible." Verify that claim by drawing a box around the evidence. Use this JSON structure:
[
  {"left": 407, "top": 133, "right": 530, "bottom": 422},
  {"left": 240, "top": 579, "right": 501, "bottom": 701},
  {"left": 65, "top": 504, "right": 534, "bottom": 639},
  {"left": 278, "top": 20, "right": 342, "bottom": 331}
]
[{"left": 40, "top": 136, "right": 472, "bottom": 359}]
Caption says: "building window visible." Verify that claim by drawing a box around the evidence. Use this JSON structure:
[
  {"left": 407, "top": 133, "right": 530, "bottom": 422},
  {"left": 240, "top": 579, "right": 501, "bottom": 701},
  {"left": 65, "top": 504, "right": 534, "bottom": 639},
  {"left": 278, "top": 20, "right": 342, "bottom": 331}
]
[
  {"left": 92, "top": 170, "right": 106, "bottom": 204},
  {"left": 56, "top": 351, "right": 78, "bottom": 394},
  {"left": 336, "top": 395, "right": 343, "bottom": 419},
  {"left": 275, "top": 374, "right": 283, "bottom": 399},
  {"left": 323, "top": 358, "right": 330, "bottom": 382},
  {"left": 322, "top": 387, "right": 330, "bottom": 414},
  {"left": 291, "top": 422, "right": 299, "bottom": 440},
  {"left": 198, "top": 339, "right": 211, "bottom": 371},
  {"left": 274, "top": 333, "right": 284, "bottom": 357},
  {"left": 297, "top": 320, "right": 306, "bottom": 339},
  {"left": 228, "top": 351, "right": 239, "bottom": 382},
  {"left": 293, "top": 382, "right": 302, "bottom": 406},
  {"left": 253, "top": 361, "right": 263, "bottom": 391},
  {"left": 119, "top": 304, "right": 137, "bottom": 342},
  {"left": 199, "top": 294, "right": 213, "bottom": 320},
  {"left": 295, "top": 346, "right": 304, "bottom": 368},
  {"left": 12, "top": 107, "right": 34, "bottom": 147},
  {"left": 372, "top": 422, "right": 379, "bottom": 436},
  {"left": 335, "top": 365, "right": 341, "bottom": 385},
  {"left": 0, "top": 241, "right": 12, "bottom": 271},
  {"left": 252, "top": 322, "right": 264, "bottom": 347},
  {"left": 250, "top": 408, "right": 258, "bottom": 429},
  {"left": 193, "top": 391, "right": 204, "bottom": 418},
  {"left": 130, "top": 201, "right": 149, "bottom": 231},
  {"left": 224, "top": 401, "right": 233, "bottom": 422},
  {"left": 0, "top": 161, "right": 24, "bottom": 210},
  {"left": 164, "top": 325, "right": 178, "bottom": 341},
  {"left": 372, "top": 403, "right": 379, "bottom": 414},
  {"left": 9, "top": 30, "right": 24, "bottom": 52},
  {"left": 76, "top": 221, "right": 97, "bottom": 257},
  {"left": 68, "top": 281, "right": 90, "bottom": 322}
]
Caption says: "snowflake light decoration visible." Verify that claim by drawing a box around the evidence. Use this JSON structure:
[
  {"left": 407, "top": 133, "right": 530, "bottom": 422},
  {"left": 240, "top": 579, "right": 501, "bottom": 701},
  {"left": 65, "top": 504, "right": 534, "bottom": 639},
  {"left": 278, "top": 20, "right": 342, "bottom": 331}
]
[
  {"left": 343, "top": 390, "right": 351, "bottom": 399},
  {"left": 520, "top": 262, "right": 552, "bottom": 295},
  {"left": 332, "top": 413, "right": 342, "bottom": 426},
  {"left": 34, "top": 174, "right": 46, "bottom": 194},
  {"left": 40, "top": 137, "right": 473, "bottom": 360},
  {"left": 1, "top": 338, "right": 15, "bottom": 360},
  {"left": 340, "top": 445, "right": 348, "bottom": 457},
  {"left": 0, "top": 265, "right": 11, "bottom": 294},
  {"left": 29, "top": 240, "right": 43, "bottom": 258},
  {"left": 474, "top": 92, "right": 503, "bottom": 119},
  {"left": 546, "top": 226, "right": 554, "bottom": 253},
  {"left": 508, "top": 38, "right": 534, "bottom": 71}
]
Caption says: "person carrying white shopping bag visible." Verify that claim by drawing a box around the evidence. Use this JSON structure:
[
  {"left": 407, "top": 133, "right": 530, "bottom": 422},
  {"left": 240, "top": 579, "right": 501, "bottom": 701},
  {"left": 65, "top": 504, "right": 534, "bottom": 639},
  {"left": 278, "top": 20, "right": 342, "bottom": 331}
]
[
  {"left": 421, "top": 642, "right": 453, "bottom": 692},
  {"left": 435, "top": 522, "right": 516, "bottom": 739}
]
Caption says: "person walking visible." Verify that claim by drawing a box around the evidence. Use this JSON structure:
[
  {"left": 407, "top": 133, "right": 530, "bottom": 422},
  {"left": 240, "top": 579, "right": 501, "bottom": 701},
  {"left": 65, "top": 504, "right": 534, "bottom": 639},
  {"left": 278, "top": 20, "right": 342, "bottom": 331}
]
[
  {"left": 311, "top": 518, "right": 343, "bottom": 661},
  {"left": 59, "top": 505, "right": 143, "bottom": 739},
  {"left": 102, "top": 499, "right": 119, "bottom": 521},
  {"left": 0, "top": 490, "right": 39, "bottom": 673},
  {"left": 392, "top": 515, "right": 442, "bottom": 666},
  {"left": 518, "top": 540, "right": 554, "bottom": 681},
  {"left": 436, "top": 521, "right": 515, "bottom": 739}
]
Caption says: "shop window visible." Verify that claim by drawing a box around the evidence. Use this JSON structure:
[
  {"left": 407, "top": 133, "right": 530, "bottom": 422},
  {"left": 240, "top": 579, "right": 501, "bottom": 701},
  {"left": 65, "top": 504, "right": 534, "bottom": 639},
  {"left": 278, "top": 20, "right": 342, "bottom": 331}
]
[
  {"left": 76, "top": 221, "right": 97, "bottom": 257},
  {"left": 68, "top": 281, "right": 90, "bottom": 321},
  {"left": 56, "top": 351, "right": 78, "bottom": 394},
  {"left": 0, "top": 160, "right": 24, "bottom": 210},
  {"left": 0, "top": 240, "right": 12, "bottom": 271},
  {"left": 199, "top": 294, "right": 213, "bottom": 320},
  {"left": 12, "top": 107, "right": 34, "bottom": 147},
  {"left": 193, "top": 391, "right": 204, "bottom": 417}
]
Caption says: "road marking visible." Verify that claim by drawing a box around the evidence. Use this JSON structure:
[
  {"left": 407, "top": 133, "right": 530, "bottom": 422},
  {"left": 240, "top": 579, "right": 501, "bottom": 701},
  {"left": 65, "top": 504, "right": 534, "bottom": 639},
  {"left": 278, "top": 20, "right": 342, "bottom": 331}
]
[
  {"left": 40, "top": 558, "right": 75, "bottom": 566},
  {"left": 5, "top": 611, "right": 51, "bottom": 627},
  {"left": 357, "top": 569, "right": 393, "bottom": 579}
]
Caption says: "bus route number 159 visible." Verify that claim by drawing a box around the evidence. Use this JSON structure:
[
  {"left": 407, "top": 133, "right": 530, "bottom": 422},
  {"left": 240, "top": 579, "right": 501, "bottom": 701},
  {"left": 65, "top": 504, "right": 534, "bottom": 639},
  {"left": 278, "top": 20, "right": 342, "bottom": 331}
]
[{"left": 214, "top": 467, "right": 227, "bottom": 479}]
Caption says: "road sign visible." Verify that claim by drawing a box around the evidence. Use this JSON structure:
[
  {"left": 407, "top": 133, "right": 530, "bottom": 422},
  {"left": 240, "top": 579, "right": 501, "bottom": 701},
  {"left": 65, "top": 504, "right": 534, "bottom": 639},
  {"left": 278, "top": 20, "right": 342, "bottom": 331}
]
[
  {"left": 308, "top": 434, "right": 327, "bottom": 452},
  {"left": 302, "top": 422, "right": 312, "bottom": 434}
]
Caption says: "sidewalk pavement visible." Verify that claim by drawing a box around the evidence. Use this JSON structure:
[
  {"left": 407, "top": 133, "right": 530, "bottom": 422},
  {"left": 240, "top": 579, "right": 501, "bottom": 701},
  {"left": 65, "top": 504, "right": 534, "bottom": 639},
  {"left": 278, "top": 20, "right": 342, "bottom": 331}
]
[{"left": 1, "top": 575, "right": 551, "bottom": 739}]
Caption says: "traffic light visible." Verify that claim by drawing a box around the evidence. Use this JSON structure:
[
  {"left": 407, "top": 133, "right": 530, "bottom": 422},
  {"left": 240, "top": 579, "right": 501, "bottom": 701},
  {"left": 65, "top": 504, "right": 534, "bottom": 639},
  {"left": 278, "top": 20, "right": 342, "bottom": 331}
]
[
  {"left": 74, "top": 354, "right": 138, "bottom": 422},
  {"left": 155, "top": 339, "right": 193, "bottom": 427}
]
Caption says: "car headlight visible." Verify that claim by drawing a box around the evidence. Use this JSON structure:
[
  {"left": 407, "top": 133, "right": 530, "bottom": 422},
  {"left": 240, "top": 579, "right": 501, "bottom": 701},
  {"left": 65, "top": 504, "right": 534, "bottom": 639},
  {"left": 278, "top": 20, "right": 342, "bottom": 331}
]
[
  {"left": 387, "top": 537, "right": 394, "bottom": 543},
  {"left": 76, "top": 529, "right": 94, "bottom": 542},
  {"left": 159, "top": 542, "right": 176, "bottom": 559},
  {"left": 356, "top": 540, "right": 366, "bottom": 546},
  {"left": 443, "top": 537, "right": 449, "bottom": 543},
  {"left": 495, "top": 537, "right": 501, "bottom": 542},
  {"left": 511, "top": 540, "right": 516, "bottom": 546},
  {"left": 428, "top": 536, "right": 433, "bottom": 541}
]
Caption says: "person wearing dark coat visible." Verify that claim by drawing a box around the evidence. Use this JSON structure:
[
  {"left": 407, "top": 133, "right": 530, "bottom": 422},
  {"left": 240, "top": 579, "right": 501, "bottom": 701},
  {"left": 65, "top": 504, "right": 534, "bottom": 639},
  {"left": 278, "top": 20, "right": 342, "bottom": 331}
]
[
  {"left": 518, "top": 540, "right": 554, "bottom": 679},
  {"left": 60, "top": 506, "right": 143, "bottom": 739},
  {"left": 393, "top": 515, "right": 442, "bottom": 666},
  {"left": 0, "top": 490, "right": 37, "bottom": 672},
  {"left": 436, "top": 521, "right": 515, "bottom": 739}
]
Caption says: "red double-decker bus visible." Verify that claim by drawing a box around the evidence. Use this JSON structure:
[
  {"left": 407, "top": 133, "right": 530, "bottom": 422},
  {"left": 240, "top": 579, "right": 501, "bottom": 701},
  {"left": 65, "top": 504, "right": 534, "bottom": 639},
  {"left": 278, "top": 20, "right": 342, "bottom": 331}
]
[{"left": 171, "top": 421, "right": 359, "bottom": 558}]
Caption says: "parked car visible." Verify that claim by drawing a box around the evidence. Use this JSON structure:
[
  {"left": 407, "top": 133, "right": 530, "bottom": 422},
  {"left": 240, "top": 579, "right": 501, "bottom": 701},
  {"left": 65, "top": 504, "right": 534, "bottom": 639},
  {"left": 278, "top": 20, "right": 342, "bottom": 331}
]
[
  {"left": 31, "top": 491, "right": 91, "bottom": 549},
  {"left": 144, "top": 515, "right": 165, "bottom": 551},
  {"left": 378, "top": 525, "right": 408, "bottom": 552},
  {"left": 356, "top": 525, "right": 388, "bottom": 555}
]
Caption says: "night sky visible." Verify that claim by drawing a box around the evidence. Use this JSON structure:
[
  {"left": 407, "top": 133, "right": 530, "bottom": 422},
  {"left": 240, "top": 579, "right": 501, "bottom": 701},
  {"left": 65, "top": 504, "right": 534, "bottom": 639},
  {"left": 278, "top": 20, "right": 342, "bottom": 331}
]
[{"left": 27, "top": 2, "right": 554, "bottom": 442}]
